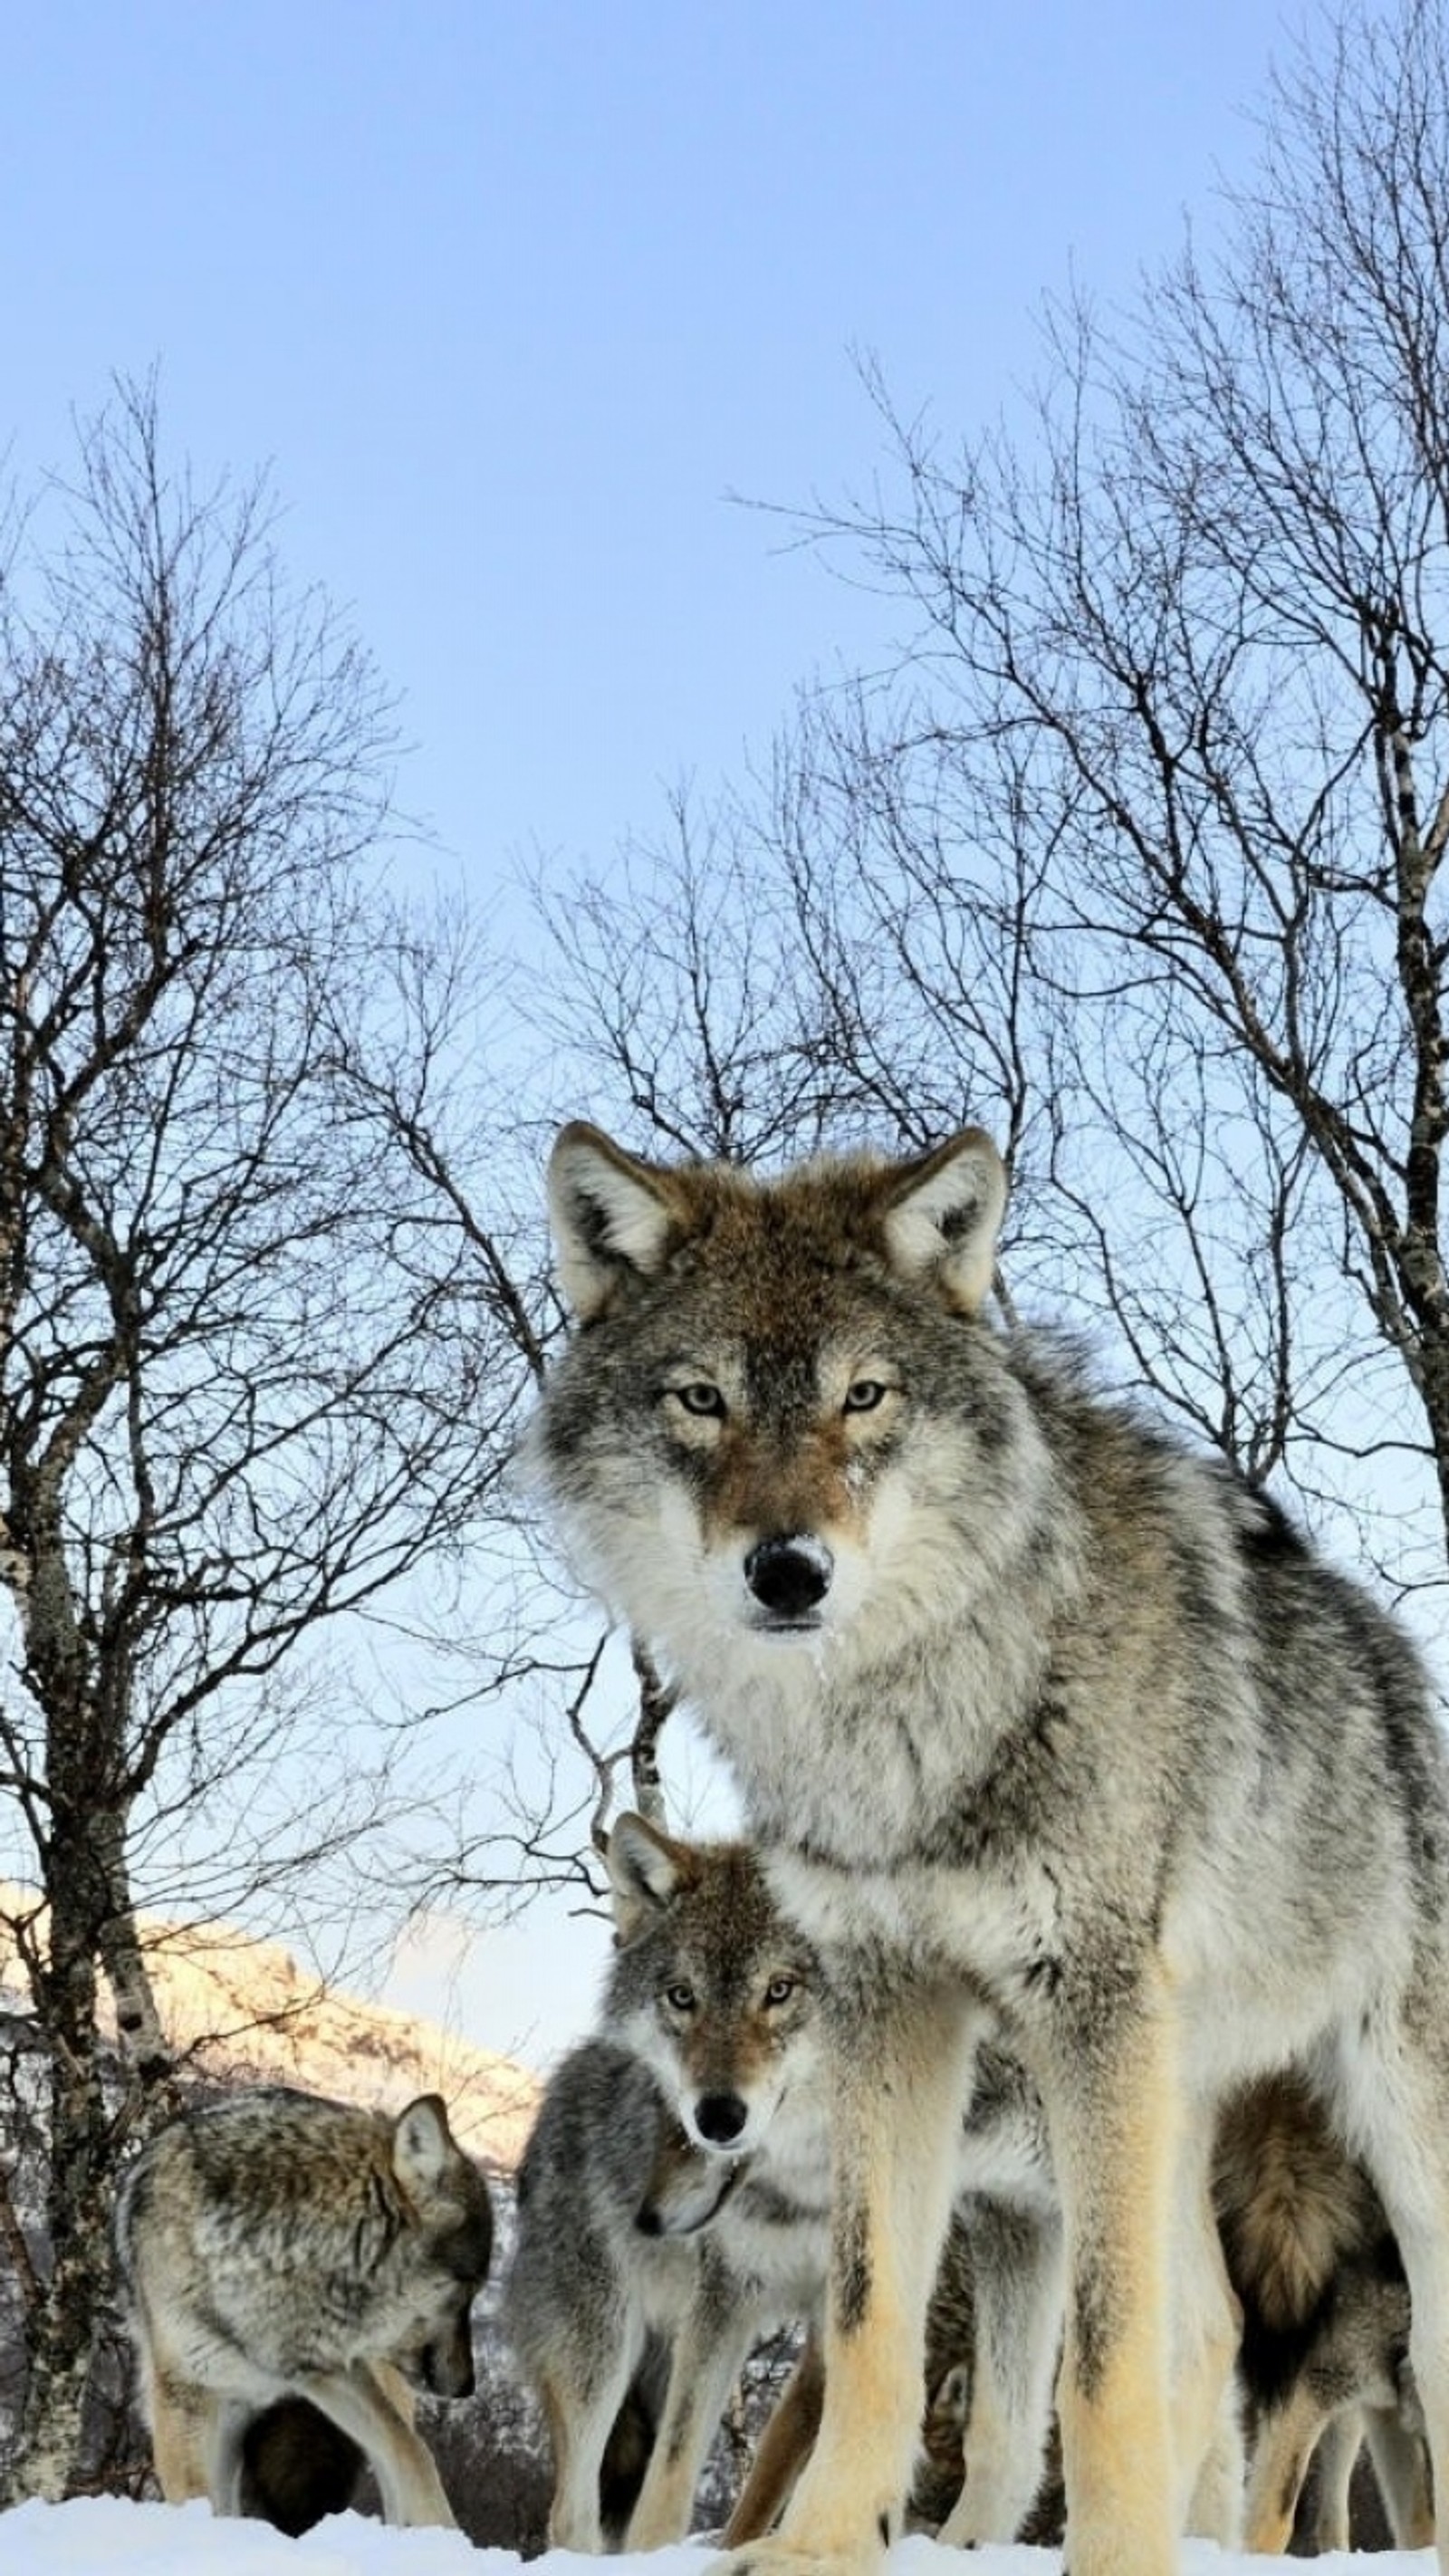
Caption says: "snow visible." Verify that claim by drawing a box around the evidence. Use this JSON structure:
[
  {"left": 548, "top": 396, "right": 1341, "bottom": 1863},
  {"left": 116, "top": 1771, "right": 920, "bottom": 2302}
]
[{"left": 0, "top": 2502, "right": 1435, "bottom": 2576}]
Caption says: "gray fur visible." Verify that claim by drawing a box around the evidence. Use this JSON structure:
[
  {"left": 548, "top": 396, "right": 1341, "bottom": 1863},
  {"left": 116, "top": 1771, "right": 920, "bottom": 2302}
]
[
  {"left": 504, "top": 1818, "right": 833, "bottom": 2552},
  {"left": 532, "top": 1122, "right": 1449, "bottom": 2576},
  {"left": 113, "top": 2084, "right": 491, "bottom": 2529}
]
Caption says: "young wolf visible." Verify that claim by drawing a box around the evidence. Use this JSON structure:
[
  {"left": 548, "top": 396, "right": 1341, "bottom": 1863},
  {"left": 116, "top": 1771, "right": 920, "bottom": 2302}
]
[
  {"left": 531, "top": 1121, "right": 1449, "bottom": 2576},
  {"left": 114, "top": 2085, "right": 493, "bottom": 2528},
  {"left": 504, "top": 1812, "right": 832, "bottom": 2552}
]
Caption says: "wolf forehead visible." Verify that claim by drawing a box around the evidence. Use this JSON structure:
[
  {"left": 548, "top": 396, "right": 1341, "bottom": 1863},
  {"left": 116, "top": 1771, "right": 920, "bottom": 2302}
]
[
  {"left": 545, "top": 1122, "right": 1007, "bottom": 1347},
  {"left": 609, "top": 1827, "right": 820, "bottom": 1982}
]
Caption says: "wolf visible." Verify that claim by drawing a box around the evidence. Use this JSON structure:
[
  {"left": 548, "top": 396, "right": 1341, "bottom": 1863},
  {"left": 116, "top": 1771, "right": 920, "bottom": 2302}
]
[
  {"left": 513, "top": 1812, "right": 1049, "bottom": 2554},
  {"left": 1214, "top": 2069, "right": 1433, "bottom": 2553},
  {"left": 530, "top": 1119, "right": 1449, "bottom": 2576},
  {"left": 915, "top": 2064, "right": 1425, "bottom": 2555},
  {"left": 504, "top": 1810, "right": 833, "bottom": 2552},
  {"left": 113, "top": 2085, "right": 493, "bottom": 2528}
]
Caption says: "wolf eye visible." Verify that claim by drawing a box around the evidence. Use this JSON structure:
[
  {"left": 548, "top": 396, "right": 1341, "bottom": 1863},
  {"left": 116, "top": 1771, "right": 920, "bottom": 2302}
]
[
  {"left": 673, "top": 1382, "right": 726, "bottom": 1418},
  {"left": 664, "top": 1982, "right": 696, "bottom": 2014},
  {"left": 843, "top": 1379, "right": 888, "bottom": 1412},
  {"left": 763, "top": 1975, "right": 797, "bottom": 2008}
]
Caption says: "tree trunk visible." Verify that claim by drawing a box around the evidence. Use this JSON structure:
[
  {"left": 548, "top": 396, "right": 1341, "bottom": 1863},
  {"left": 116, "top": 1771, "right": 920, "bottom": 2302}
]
[{"left": 0, "top": 1855, "right": 113, "bottom": 2504}]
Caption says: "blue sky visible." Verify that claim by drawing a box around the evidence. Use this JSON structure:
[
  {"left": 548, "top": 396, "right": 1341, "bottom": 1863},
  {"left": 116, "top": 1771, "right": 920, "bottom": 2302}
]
[
  {"left": 4, "top": 1, "right": 1329, "bottom": 2067},
  {"left": 7, "top": 2, "right": 1301, "bottom": 908}
]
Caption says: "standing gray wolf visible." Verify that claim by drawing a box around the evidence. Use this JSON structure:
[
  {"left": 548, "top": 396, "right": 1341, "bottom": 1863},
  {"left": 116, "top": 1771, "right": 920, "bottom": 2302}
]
[
  {"left": 113, "top": 2085, "right": 493, "bottom": 2527},
  {"left": 530, "top": 1120, "right": 1449, "bottom": 2576},
  {"left": 504, "top": 1811, "right": 832, "bottom": 2551},
  {"left": 1214, "top": 2070, "right": 1433, "bottom": 2552}
]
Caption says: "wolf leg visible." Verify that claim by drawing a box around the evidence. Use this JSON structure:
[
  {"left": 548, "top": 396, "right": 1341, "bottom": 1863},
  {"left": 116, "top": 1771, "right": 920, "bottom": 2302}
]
[
  {"left": 147, "top": 2369, "right": 217, "bottom": 2504},
  {"left": 626, "top": 2291, "right": 755, "bottom": 2548},
  {"left": 1167, "top": 2133, "right": 1243, "bottom": 2545},
  {"left": 716, "top": 1974, "right": 978, "bottom": 2576},
  {"left": 1309, "top": 2408, "right": 1361, "bottom": 2553},
  {"left": 1043, "top": 1976, "right": 1182, "bottom": 2576},
  {"left": 936, "top": 2198, "right": 1063, "bottom": 2545},
  {"left": 302, "top": 2363, "right": 456, "bottom": 2528},
  {"left": 541, "top": 2344, "right": 641, "bottom": 2552},
  {"left": 205, "top": 2397, "right": 255, "bottom": 2516},
  {"left": 1182, "top": 2369, "right": 1244, "bottom": 2547},
  {"left": 1242, "top": 2379, "right": 1330, "bottom": 2551},
  {"left": 1361, "top": 2400, "right": 1435, "bottom": 2548},
  {"left": 1343, "top": 2020, "right": 1449, "bottom": 2574},
  {"left": 723, "top": 2335, "right": 825, "bottom": 2545}
]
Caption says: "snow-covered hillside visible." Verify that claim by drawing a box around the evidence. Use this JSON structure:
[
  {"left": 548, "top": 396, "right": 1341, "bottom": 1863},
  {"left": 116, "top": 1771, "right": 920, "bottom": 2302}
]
[{"left": 0, "top": 1887, "right": 541, "bottom": 2167}]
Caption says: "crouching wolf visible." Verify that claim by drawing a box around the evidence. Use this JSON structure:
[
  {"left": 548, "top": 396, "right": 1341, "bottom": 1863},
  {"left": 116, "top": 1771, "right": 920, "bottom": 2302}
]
[
  {"left": 530, "top": 1120, "right": 1449, "bottom": 2576},
  {"left": 114, "top": 2085, "right": 493, "bottom": 2528},
  {"left": 504, "top": 1811, "right": 831, "bottom": 2552}
]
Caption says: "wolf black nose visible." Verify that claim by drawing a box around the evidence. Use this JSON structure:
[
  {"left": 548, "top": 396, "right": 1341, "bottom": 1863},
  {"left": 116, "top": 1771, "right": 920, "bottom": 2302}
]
[
  {"left": 744, "top": 1534, "right": 833, "bottom": 1618},
  {"left": 695, "top": 2091, "right": 749, "bottom": 2146}
]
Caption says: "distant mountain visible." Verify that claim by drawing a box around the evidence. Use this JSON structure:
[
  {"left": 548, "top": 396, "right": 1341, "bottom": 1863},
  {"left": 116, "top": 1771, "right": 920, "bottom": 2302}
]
[{"left": 0, "top": 1885, "right": 539, "bottom": 2170}]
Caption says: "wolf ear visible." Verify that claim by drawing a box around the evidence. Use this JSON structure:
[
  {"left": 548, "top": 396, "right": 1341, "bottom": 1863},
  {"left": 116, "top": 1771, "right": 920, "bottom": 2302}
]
[
  {"left": 880, "top": 1129, "right": 1007, "bottom": 1314},
  {"left": 607, "top": 1811, "right": 694, "bottom": 1943},
  {"left": 392, "top": 2093, "right": 455, "bottom": 2192},
  {"left": 547, "top": 1123, "right": 678, "bottom": 1321}
]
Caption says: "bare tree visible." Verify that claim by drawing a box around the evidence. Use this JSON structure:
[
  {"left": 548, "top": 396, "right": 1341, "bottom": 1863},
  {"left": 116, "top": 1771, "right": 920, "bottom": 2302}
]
[
  {"left": 0, "top": 381, "right": 542, "bottom": 2497},
  {"left": 796, "top": 0, "right": 1449, "bottom": 1570},
  {"left": 526, "top": 0, "right": 1449, "bottom": 1599}
]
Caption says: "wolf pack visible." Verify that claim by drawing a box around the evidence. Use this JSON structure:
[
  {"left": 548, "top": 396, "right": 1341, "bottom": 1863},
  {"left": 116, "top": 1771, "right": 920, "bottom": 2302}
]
[{"left": 111, "top": 1123, "right": 1449, "bottom": 2571}]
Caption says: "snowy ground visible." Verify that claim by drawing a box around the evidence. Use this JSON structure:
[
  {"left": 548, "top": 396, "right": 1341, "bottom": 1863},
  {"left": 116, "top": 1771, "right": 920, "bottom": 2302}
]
[{"left": 0, "top": 2501, "right": 1436, "bottom": 2576}]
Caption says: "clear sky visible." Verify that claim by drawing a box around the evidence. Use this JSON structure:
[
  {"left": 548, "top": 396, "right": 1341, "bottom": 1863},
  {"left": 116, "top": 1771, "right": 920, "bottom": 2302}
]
[
  {"left": 3, "top": 1, "right": 1331, "bottom": 2069},
  {"left": 5, "top": 2, "right": 1302, "bottom": 901}
]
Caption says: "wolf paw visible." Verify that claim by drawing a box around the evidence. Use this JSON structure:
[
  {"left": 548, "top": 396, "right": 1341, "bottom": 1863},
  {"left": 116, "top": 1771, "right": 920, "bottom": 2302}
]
[{"left": 710, "top": 2535, "right": 891, "bottom": 2576}]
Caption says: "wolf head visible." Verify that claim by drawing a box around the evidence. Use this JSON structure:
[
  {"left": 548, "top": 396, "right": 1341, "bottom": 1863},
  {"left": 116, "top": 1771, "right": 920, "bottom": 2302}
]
[
  {"left": 603, "top": 1811, "right": 822, "bottom": 2159},
  {"left": 531, "top": 1123, "right": 1044, "bottom": 1676},
  {"left": 387, "top": 2094, "right": 494, "bottom": 2398}
]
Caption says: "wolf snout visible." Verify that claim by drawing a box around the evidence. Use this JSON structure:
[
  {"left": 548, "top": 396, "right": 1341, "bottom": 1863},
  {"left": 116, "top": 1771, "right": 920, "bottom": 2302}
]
[
  {"left": 693, "top": 2091, "right": 750, "bottom": 2146},
  {"left": 744, "top": 1533, "right": 834, "bottom": 1622}
]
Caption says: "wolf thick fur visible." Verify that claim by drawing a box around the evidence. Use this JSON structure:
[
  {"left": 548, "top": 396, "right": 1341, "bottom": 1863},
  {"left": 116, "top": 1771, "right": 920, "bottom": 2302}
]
[
  {"left": 504, "top": 1814, "right": 832, "bottom": 2551},
  {"left": 533, "top": 1122, "right": 1449, "bottom": 2576},
  {"left": 1214, "top": 2070, "right": 1433, "bottom": 2552},
  {"left": 113, "top": 2086, "right": 493, "bottom": 2529},
  {"left": 234, "top": 2396, "right": 371, "bottom": 2535},
  {"left": 230, "top": 2372, "right": 417, "bottom": 2536}
]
